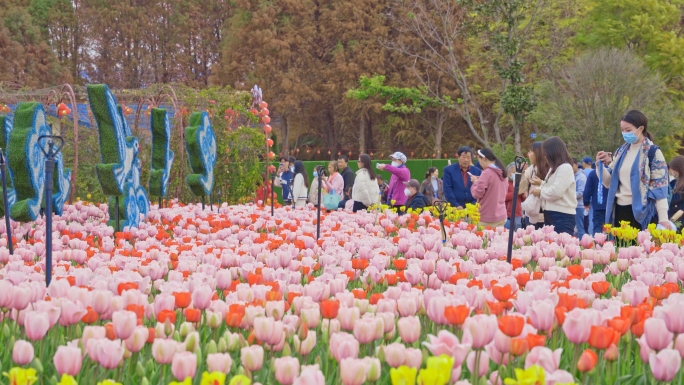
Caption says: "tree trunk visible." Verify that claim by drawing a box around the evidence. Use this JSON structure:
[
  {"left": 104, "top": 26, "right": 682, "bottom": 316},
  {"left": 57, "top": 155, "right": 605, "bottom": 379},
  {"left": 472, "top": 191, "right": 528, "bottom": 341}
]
[
  {"left": 434, "top": 110, "right": 446, "bottom": 159},
  {"left": 323, "top": 107, "right": 337, "bottom": 160},
  {"left": 513, "top": 119, "right": 521, "bottom": 155},
  {"left": 359, "top": 115, "right": 366, "bottom": 154},
  {"left": 280, "top": 114, "right": 290, "bottom": 155}
]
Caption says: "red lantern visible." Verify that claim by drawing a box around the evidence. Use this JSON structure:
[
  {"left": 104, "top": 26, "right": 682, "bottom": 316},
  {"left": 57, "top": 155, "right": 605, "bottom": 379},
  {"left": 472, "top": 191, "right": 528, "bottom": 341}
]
[
  {"left": 267, "top": 138, "right": 274, "bottom": 147},
  {"left": 306, "top": 149, "right": 310, "bottom": 153},
  {"left": 268, "top": 152, "right": 275, "bottom": 159},
  {"left": 328, "top": 151, "right": 331, "bottom": 155},
  {"left": 262, "top": 116, "right": 271, "bottom": 124},
  {"left": 250, "top": 108, "right": 258, "bottom": 116},
  {"left": 410, "top": 152, "right": 414, "bottom": 156},
  {"left": 260, "top": 108, "right": 269, "bottom": 116},
  {"left": 260, "top": 101, "right": 268, "bottom": 109},
  {"left": 317, "top": 150, "right": 320, "bottom": 154},
  {"left": 264, "top": 125, "right": 272, "bottom": 133}
]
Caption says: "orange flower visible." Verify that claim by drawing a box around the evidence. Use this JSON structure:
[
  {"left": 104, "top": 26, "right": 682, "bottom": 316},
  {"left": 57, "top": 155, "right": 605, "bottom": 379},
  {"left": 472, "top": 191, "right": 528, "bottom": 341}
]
[
  {"left": 444, "top": 305, "right": 470, "bottom": 326},
  {"left": 184, "top": 308, "right": 201, "bottom": 323},
  {"left": 265, "top": 291, "right": 283, "bottom": 302},
  {"left": 486, "top": 301, "right": 504, "bottom": 316},
  {"left": 351, "top": 259, "right": 370, "bottom": 270},
  {"left": 321, "top": 299, "right": 340, "bottom": 319},
  {"left": 468, "top": 280, "right": 483, "bottom": 289},
  {"left": 608, "top": 317, "right": 632, "bottom": 336},
  {"left": 104, "top": 323, "right": 115, "bottom": 340},
  {"left": 620, "top": 306, "right": 638, "bottom": 325},
  {"left": 567, "top": 264, "right": 583, "bottom": 277},
  {"left": 448, "top": 272, "right": 469, "bottom": 284},
  {"left": 81, "top": 306, "right": 99, "bottom": 324},
  {"left": 632, "top": 319, "right": 646, "bottom": 338},
  {"left": 663, "top": 282, "right": 680, "bottom": 295},
  {"left": 385, "top": 274, "right": 398, "bottom": 286},
  {"left": 649, "top": 286, "right": 670, "bottom": 300},
  {"left": 172, "top": 292, "right": 191, "bottom": 309},
  {"left": 247, "top": 273, "right": 264, "bottom": 286},
  {"left": 591, "top": 281, "right": 610, "bottom": 296},
  {"left": 532, "top": 272, "right": 543, "bottom": 280},
  {"left": 146, "top": 327, "right": 156, "bottom": 343},
  {"left": 515, "top": 273, "right": 530, "bottom": 288},
  {"left": 157, "top": 309, "right": 177, "bottom": 324},
  {"left": 369, "top": 293, "right": 384, "bottom": 305},
  {"left": 510, "top": 338, "right": 528, "bottom": 356},
  {"left": 577, "top": 349, "right": 598, "bottom": 372},
  {"left": 498, "top": 315, "right": 525, "bottom": 337},
  {"left": 555, "top": 306, "right": 567, "bottom": 326},
  {"left": 117, "top": 282, "right": 137, "bottom": 295},
  {"left": 125, "top": 304, "right": 145, "bottom": 320},
  {"left": 526, "top": 333, "right": 546, "bottom": 349},
  {"left": 511, "top": 259, "right": 522, "bottom": 270},
  {"left": 492, "top": 284, "right": 515, "bottom": 302},
  {"left": 287, "top": 292, "right": 302, "bottom": 305},
  {"left": 393, "top": 259, "right": 407, "bottom": 270},
  {"left": 588, "top": 326, "right": 617, "bottom": 350}
]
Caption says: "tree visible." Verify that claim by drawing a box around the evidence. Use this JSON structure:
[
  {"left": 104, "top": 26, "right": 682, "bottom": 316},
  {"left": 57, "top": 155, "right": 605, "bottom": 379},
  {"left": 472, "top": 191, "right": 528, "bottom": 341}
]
[{"left": 529, "top": 48, "right": 683, "bottom": 158}]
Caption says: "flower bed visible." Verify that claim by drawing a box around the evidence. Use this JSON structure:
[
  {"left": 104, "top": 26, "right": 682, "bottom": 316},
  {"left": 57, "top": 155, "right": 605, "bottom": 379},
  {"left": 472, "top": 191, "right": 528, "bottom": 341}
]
[{"left": 0, "top": 202, "right": 683, "bottom": 385}]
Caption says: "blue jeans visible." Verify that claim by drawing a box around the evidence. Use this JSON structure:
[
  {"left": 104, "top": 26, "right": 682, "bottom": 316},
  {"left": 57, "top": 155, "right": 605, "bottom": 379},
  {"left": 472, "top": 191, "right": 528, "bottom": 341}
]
[
  {"left": 505, "top": 217, "right": 522, "bottom": 230},
  {"left": 544, "top": 210, "right": 576, "bottom": 236},
  {"left": 587, "top": 206, "right": 594, "bottom": 235},
  {"left": 592, "top": 209, "right": 606, "bottom": 235},
  {"left": 575, "top": 207, "right": 586, "bottom": 239}
]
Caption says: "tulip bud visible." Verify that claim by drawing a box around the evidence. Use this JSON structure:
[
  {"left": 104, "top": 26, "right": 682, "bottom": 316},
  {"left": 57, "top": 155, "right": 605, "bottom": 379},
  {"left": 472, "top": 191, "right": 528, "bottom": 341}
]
[
  {"left": 173, "top": 331, "right": 181, "bottom": 342},
  {"left": 364, "top": 357, "right": 381, "bottom": 382},
  {"left": 218, "top": 338, "right": 228, "bottom": 353},
  {"left": 605, "top": 344, "right": 619, "bottom": 361},
  {"left": 206, "top": 340, "right": 218, "bottom": 355},
  {"left": 141, "top": 377, "right": 150, "bottom": 385},
  {"left": 123, "top": 347, "right": 132, "bottom": 359},
  {"left": 185, "top": 332, "right": 200, "bottom": 352},
  {"left": 179, "top": 322, "right": 195, "bottom": 338},
  {"left": 136, "top": 362, "right": 145, "bottom": 377},
  {"left": 32, "top": 357, "right": 43, "bottom": 373},
  {"left": 297, "top": 322, "right": 308, "bottom": 341},
  {"left": 207, "top": 312, "right": 222, "bottom": 329},
  {"left": 281, "top": 342, "right": 292, "bottom": 357},
  {"left": 375, "top": 345, "right": 385, "bottom": 362},
  {"left": 164, "top": 319, "right": 174, "bottom": 338},
  {"left": 195, "top": 346, "right": 202, "bottom": 365},
  {"left": 2, "top": 324, "right": 9, "bottom": 338}
]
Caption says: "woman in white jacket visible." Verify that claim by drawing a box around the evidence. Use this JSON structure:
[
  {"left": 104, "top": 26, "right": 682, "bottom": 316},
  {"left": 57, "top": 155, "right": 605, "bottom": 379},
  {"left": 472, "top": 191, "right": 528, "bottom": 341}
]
[
  {"left": 529, "top": 137, "right": 577, "bottom": 235},
  {"left": 352, "top": 154, "right": 380, "bottom": 212},
  {"left": 291, "top": 161, "right": 309, "bottom": 208}
]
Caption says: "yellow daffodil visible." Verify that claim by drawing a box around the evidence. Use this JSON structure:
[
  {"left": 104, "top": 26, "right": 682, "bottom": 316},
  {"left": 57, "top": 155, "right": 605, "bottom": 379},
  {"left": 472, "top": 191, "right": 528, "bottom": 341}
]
[
  {"left": 201, "top": 372, "right": 227, "bottom": 385},
  {"left": 503, "top": 365, "right": 546, "bottom": 385},
  {"left": 426, "top": 355, "right": 454, "bottom": 384},
  {"left": 390, "top": 366, "right": 417, "bottom": 385},
  {"left": 97, "top": 380, "right": 123, "bottom": 385},
  {"left": 417, "top": 368, "right": 447, "bottom": 385},
  {"left": 228, "top": 375, "right": 251, "bottom": 385},
  {"left": 57, "top": 375, "right": 79, "bottom": 385},
  {"left": 2, "top": 367, "right": 38, "bottom": 385},
  {"left": 169, "top": 378, "right": 192, "bottom": 385}
]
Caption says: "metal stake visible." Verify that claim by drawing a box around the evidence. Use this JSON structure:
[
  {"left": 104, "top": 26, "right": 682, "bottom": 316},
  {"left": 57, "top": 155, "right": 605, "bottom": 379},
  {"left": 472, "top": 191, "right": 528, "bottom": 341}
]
[
  {"left": 434, "top": 200, "right": 448, "bottom": 243},
  {"left": 506, "top": 156, "right": 526, "bottom": 264},
  {"left": 316, "top": 173, "right": 322, "bottom": 240},
  {"left": 38, "top": 135, "right": 65, "bottom": 287},
  {"left": 0, "top": 149, "right": 12, "bottom": 255},
  {"left": 202, "top": 195, "right": 205, "bottom": 210},
  {"left": 115, "top": 196, "right": 120, "bottom": 233},
  {"left": 271, "top": 175, "right": 275, "bottom": 216}
]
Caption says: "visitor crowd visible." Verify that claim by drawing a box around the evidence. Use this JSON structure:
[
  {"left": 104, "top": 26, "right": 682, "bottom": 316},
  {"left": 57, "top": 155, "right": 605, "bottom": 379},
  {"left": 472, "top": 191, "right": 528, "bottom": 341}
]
[{"left": 266, "top": 109, "right": 684, "bottom": 237}]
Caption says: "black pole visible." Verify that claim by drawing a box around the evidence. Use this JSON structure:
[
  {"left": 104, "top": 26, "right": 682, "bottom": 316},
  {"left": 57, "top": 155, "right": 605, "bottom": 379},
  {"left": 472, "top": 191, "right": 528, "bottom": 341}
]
[
  {"left": 435, "top": 200, "right": 447, "bottom": 243},
  {"left": 218, "top": 190, "right": 221, "bottom": 213},
  {"left": 38, "top": 135, "right": 64, "bottom": 288},
  {"left": 270, "top": 175, "right": 275, "bottom": 216},
  {"left": 202, "top": 195, "right": 205, "bottom": 210},
  {"left": 210, "top": 194, "right": 213, "bottom": 211},
  {"left": 506, "top": 156, "right": 526, "bottom": 264},
  {"left": 158, "top": 196, "right": 162, "bottom": 209},
  {"left": 0, "top": 149, "right": 12, "bottom": 255},
  {"left": 316, "top": 172, "right": 322, "bottom": 240}
]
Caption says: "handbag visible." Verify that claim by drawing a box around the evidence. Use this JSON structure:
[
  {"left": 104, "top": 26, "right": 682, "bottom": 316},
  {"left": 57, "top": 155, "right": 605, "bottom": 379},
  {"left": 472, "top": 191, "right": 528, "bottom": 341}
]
[{"left": 324, "top": 193, "right": 342, "bottom": 210}]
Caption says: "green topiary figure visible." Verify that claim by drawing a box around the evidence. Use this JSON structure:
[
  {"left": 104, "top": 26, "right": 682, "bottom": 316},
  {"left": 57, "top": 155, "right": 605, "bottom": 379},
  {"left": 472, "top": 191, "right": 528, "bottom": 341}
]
[
  {"left": 184, "top": 112, "right": 216, "bottom": 197},
  {"left": 148, "top": 108, "right": 174, "bottom": 198},
  {"left": 7, "top": 102, "right": 50, "bottom": 222},
  {"left": 0, "top": 115, "right": 16, "bottom": 218}
]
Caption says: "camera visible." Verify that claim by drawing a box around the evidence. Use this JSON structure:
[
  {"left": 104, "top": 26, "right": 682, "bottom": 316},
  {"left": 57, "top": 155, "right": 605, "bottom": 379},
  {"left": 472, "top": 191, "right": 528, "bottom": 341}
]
[{"left": 315, "top": 165, "right": 328, "bottom": 177}]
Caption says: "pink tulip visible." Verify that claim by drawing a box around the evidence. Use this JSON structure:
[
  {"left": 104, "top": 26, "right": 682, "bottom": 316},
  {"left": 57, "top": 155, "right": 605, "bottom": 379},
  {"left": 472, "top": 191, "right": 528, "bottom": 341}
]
[
  {"left": 655, "top": 304, "right": 684, "bottom": 334},
  {"left": 397, "top": 296, "right": 419, "bottom": 317},
  {"left": 301, "top": 307, "right": 320, "bottom": 328},
  {"left": 561, "top": 309, "right": 591, "bottom": 344},
  {"left": 294, "top": 330, "right": 316, "bottom": 356},
  {"left": 54, "top": 345, "right": 82, "bottom": 376},
  {"left": 125, "top": 326, "right": 149, "bottom": 353},
  {"left": 253, "top": 316, "right": 275, "bottom": 343},
  {"left": 649, "top": 349, "right": 682, "bottom": 382},
  {"left": 383, "top": 343, "right": 406, "bottom": 367},
  {"left": 494, "top": 330, "right": 511, "bottom": 354},
  {"left": 274, "top": 356, "right": 300, "bottom": 385},
  {"left": 404, "top": 348, "right": 423, "bottom": 369},
  {"left": 422, "top": 330, "right": 471, "bottom": 367},
  {"left": 463, "top": 314, "right": 497, "bottom": 349},
  {"left": 12, "top": 340, "right": 34, "bottom": 365},
  {"left": 524, "top": 347, "right": 562, "bottom": 373},
  {"left": 171, "top": 351, "right": 197, "bottom": 381},
  {"left": 58, "top": 299, "right": 87, "bottom": 327},
  {"left": 527, "top": 300, "right": 555, "bottom": 332},
  {"left": 10, "top": 287, "right": 30, "bottom": 311},
  {"left": 637, "top": 335, "right": 653, "bottom": 362},
  {"left": 340, "top": 358, "right": 367, "bottom": 385},
  {"left": 24, "top": 311, "right": 50, "bottom": 341},
  {"left": 191, "top": 285, "right": 212, "bottom": 310},
  {"left": 93, "top": 339, "right": 125, "bottom": 369},
  {"left": 546, "top": 370, "right": 575, "bottom": 385},
  {"left": 644, "top": 318, "right": 674, "bottom": 351},
  {"left": 91, "top": 290, "right": 112, "bottom": 315},
  {"left": 0, "top": 280, "right": 13, "bottom": 308},
  {"left": 426, "top": 295, "right": 451, "bottom": 325},
  {"left": 337, "top": 307, "right": 360, "bottom": 331},
  {"left": 330, "top": 332, "right": 360, "bottom": 362},
  {"left": 152, "top": 339, "right": 179, "bottom": 364},
  {"left": 241, "top": 345, "right": 265, "bottom": 372},
  {"left": 675, "top": 334, "right": 684, "bottom": 359},
  {"left": 353, "top": 317, "right": 379, "bottom": 344},
  {"left": 397, "top": 316, "right": 420, "bottom": 344},
  {"left": 112, "top": 310, "right": 137, "bottom": 340},
  {"left": 466, "top": 350, "right": 490, "bottom": 377},
  {"left": 294, "top": 364, "right": 325, "bottom": 385},
  {"left": 207, "top": 353, "right": 233, "bottom": 374}
]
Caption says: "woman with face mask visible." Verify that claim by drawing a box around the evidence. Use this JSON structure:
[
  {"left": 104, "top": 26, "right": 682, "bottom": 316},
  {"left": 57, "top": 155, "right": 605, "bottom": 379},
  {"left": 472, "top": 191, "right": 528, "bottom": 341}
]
[
  {"left": 420, "top": 167, "right": 444, "bottom": 206},
  {"left": 596, "top": 110, "right": 673, "bottom": 230},
  {"left": 504, "top": 163, "right": 525, "bottom": 230},
  {"left": 470, "top": 148, "right": 509, "bottom": 228},
  {"left": 667, "top": 156, "right": 684, "bottom": 225}
]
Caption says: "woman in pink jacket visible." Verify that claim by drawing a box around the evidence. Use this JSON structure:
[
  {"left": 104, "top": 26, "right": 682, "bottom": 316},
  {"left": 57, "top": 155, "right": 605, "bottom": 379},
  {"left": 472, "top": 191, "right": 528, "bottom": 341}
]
[
  {"left": 470, "top": 148, "right": 508, "bottom": 228},
  {"left": 377, "top": 152, "right": 411, "bottom": 208}
]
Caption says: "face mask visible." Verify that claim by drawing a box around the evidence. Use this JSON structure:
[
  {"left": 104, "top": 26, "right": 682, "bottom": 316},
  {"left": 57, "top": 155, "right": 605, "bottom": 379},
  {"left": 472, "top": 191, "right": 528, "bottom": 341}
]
[
  {"left": 510, "top": 175, "right": 515, "bottom": 181},
  {"left": 290, "top": 166, "right": 295, "bottom": 172},
  {"left": 313, "top": 171, "right": 318, "bottom": 178},
  {"left": 391, "top": 161, "right": 400, "bottom": 167},
  {"left": 623, "top": 128, "right": 641, "bottom": 144},
  {"left": 404, "top": 188, "right": 412, "bottom": 197},
  {"left": 431, "top": 175, "right": 437, "bottom": 180}
]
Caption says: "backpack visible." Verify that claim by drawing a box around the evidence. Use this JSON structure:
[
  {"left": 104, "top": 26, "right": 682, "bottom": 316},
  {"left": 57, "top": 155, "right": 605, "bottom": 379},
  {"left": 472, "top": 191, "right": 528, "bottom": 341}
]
[{"left": 647, "top": 145, "right": 673, "bottom": 205}]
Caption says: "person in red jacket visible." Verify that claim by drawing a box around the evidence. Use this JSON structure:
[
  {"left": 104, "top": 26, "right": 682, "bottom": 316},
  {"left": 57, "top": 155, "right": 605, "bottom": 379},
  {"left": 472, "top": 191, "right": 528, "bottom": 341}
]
[
  {"left": 504, "top": 163, "right": 526, "bottom": 230},
  {"left": 470, "top": 148, "right": 508, "bottom": 228}
]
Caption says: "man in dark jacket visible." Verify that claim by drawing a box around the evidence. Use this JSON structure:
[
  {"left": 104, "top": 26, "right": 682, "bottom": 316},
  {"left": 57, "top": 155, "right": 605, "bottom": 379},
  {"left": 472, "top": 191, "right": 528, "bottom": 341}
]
[
  {"left": 402, "top": 179, "right": 429, "bottom": 214},
  {"left": 274, "top": 156, "right": 296, "bottom": 205},
  {"left": 443, "top": 146, "right": 481, "bottom": 209},
  {"left": 583, "top": 169, "right": 608, "bottom": 235},
  {"left": 337, "top": 155, "right": 355, "bottom": 208}
]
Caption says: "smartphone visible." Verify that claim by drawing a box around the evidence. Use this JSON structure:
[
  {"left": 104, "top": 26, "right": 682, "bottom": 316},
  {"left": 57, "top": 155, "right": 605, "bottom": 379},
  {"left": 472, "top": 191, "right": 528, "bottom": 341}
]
[{"left": 467, "top": 172, "right": 473, "bottom": 176}]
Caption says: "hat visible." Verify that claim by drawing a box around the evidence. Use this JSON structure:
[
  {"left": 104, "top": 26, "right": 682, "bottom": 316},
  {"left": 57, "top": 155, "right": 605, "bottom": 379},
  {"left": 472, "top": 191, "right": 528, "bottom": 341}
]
[
  {"left": 457, "top": 146, "right": 473, "bottom": 156},
  {"left": 403, "top": 179, "right": 420, "bottom": 190},
  {"left": 390, "top": 152, "right": 407, "bottom": 163},
  {"left": 581, "top": 156, "right": 593, "bottom": 164}
]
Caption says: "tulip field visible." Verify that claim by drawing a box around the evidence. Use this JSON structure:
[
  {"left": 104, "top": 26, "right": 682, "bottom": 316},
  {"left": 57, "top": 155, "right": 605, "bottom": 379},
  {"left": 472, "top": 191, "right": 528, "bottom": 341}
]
[{"left": 2, "top": 201, "right": 684, "bottom": 385}]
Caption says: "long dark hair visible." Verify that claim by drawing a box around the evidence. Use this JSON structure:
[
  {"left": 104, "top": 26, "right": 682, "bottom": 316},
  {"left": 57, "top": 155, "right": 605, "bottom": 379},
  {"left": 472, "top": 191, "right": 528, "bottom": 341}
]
[
  {"left": 670, "top": 156, "right": 684, "bottom": 194},
  {"left": 358, "top": 154, "right": 377, "bottom": 180},
  {"left": 530, "top": 142, "right": 548, "bottom": 178},
  {"left": 541, "top": 137, "right": 573, "bottom": 174},
  {"left": 293, "top": 160, "right": 308, "bottom": 188},
  {"left": 622, "top": 110, "right": 653, "bottom": 141},
  {"left": 425, "top": 167, "right": 437, "bottom": 179},
  {"left": 478, "top": 148, "right": 507, "bottom": 178}
]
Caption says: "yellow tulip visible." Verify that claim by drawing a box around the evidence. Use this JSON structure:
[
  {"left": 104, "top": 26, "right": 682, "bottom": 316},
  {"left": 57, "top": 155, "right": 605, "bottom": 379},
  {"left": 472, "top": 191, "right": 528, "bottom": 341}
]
[
  {"left": 416, "top": 368, "right": 447, "bottom": 385},
  {"left": 390, "top": 366, "right": 417, "bottom": 385},
  {"left": 57, "top": 375, "right": 79, "bottom": 385},
  {"left": 168, "top": 378, "right": 192, "bottom": 385},
  {"left": 503, "top": 365, "right": 546, "bottom": 385},
  {"left": 228, "top": 375, "right": 251, "bottom": 385},
  {"left": 426, "top": 355, "right": 454, "bottom": 384},
  {"left": 3, "top": 368, "right": 38, "bottom": 385},
  {"left": 97, "top": 380, "right": 122, "bottom": 385},
  {"left": 201, "top": 372, "right": 227, "bottom": 385}
]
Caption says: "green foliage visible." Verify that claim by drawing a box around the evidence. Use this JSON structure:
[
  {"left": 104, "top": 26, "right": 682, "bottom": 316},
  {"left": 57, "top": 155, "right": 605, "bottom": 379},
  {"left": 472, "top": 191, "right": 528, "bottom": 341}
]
[
  {"left": 184, "top": 112, "right": 215, "bottom": 197},
  {"left": 221, "top": 127, "right": 266, "bottom": 205},
  {"left": 148, "top": 108, "right": 173, "bottom": 198},
  {"left": 347, "top": 76, "right": 449, "bottom": 114}
]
